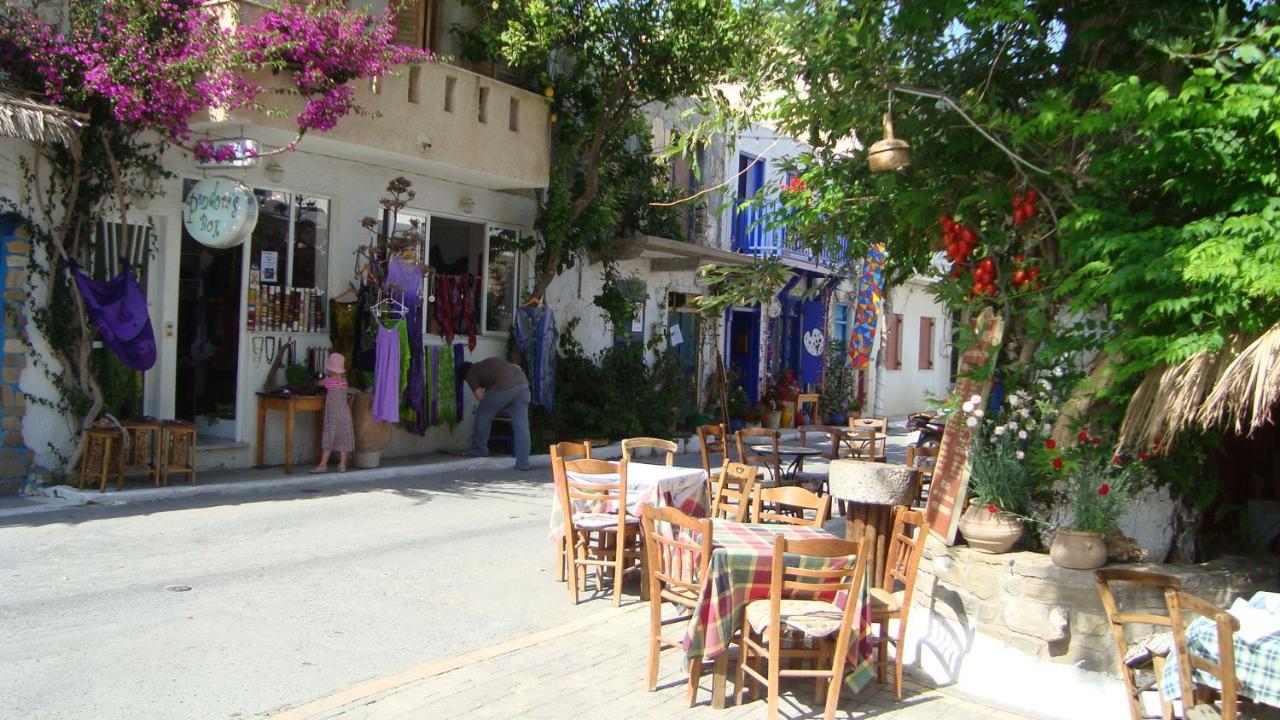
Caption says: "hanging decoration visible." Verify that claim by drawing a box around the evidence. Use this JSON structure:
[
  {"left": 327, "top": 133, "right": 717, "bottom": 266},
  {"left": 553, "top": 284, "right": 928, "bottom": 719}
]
[
  {"left": 513, "top": 305, "right": 558, "bottom": 409},
  {"left": 69, "top": 258, "right": 156, "bottom": 371},
  {"left": 849, "top": 243, "right": 885, "bottom": 368},
  {"left": 181, "top": 178, "right": 258, "bottom": 249}
]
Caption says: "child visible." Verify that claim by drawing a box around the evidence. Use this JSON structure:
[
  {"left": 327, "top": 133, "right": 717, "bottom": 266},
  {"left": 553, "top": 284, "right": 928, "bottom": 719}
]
[{"left": 312, "top": 352, "right": 354, "bottom": 473}]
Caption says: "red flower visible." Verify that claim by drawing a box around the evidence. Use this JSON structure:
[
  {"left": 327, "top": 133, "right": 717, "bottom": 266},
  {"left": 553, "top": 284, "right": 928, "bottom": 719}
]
[
  {"left": 1139, "top": 451, "right": 1151, "bottom": 462},
  {"left": 1153, "top": 437, "right": 1162, "bottom": 447},
  {"left": 1092, "top": 437, "right": 1102, "bottom": 445},
  {"left": 1111, "top": 454, "right": 1123, "bottom": 465},
  {"left": 1045, "top": 439, "right": 1057, "bottom": 450},
  {"left": 1052, "top": 457, "right": 1064, "bottom": 470},
  {"left": 987, "top": 504, "right": 997, "bottom": 514},
  {"left": 1098, "top": 484, "right": 1111, "bottom": 496},
  {"left": 1077, "top": 430, "right": 1089, "bottom": 442}
]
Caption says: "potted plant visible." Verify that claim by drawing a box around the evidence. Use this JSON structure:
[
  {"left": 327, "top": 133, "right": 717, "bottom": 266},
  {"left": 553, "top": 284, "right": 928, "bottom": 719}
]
[
  {"left": 760, "top": 380, "right": 782, "bottom": 428},
  {"left": 744, "top": 404, "right": 767, "bottom": 429},
  {"left": 819, "top": 342, "right": 854, "bottom": 425},
  {"left": 955, "top": 390, "right": 1047, "bottom": 553},
  {"left": 726, "top": 386, "right": 749, "bottom": 431},
  {"left": 1047, "top": 430, "right": 1139, "bottom": 569}
]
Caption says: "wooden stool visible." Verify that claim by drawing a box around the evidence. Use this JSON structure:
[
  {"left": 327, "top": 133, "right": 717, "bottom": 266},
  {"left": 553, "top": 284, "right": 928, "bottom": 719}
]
[
  {"left": 79, "top": 427, "right": 123, "bottom": 493},
  {"left": 159, "top": 422, "right": 197, "bottom": 486},
  {"left": 120, "top": 421, "right": 164, "bottom": 488}
]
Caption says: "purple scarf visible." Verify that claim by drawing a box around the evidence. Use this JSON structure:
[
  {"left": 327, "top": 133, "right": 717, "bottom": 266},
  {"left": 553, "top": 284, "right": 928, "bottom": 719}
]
[{"left": 70, "top": 258, "right": 156, "bottom": 371}]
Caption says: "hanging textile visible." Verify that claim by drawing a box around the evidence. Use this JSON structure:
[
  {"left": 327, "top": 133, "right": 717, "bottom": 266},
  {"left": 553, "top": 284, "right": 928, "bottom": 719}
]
[
  {"left": 453, "top": 344, "right": 465, "bottom": 421},
  {"left": 328, "top": 299, "right": 357, "bottom": 383},
  {"left": 799, "top": 299, "right": 825, "bottom": 384},
  {"left": 433, "top": 274, "right": 480, "bottom": 350},
  {"left": 849, "top": 243, "right": 885, "bottom": 368},
  {"left": 438, "top": 346, "right": 457, "bottom": 426},
  {"left": 387, "top": 257, "right": 427, "bottom": 434},
  {"left": 69, "top": 258, "right": 156, "bottom": 371},
  {"left": 426, "top": 345, "right": 440, "bottom": 426},
  {"left": 513, "top": 305, "right": 557, "bottom": 408},
  {"left": 353, "top": 284, "right": 379, "bottom": 388},
  {"left": 372, "top": 320, "right": 403, "bottom": 423}
]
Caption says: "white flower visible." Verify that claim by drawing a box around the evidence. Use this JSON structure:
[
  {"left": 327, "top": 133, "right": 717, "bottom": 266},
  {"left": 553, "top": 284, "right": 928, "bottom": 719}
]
[
  {"left": 1008, "top": 395, "right": 1021, "bottom": 408},
  {"left": 1008, "top": 421, "right": 1019, "bottom": 432},
  {"left": 1040, "top": 379, "right": 1052, "bottom": 391},
  {"left": 994, "top": 425, "right": 1006, "bottom": 436},
  {"left": 1016, "top": 450, "right": 1025, "bottom": 460},
  {"left": 1043, "top": 423, "right": 1053, "bottom": 434},
  {"left": 970, "top": 394, "right": 982, "bottom": 404},
  {"left": 974, "top": 408, "right": 985, "bottom": 418},
  {"left": 962, "top": 401, "right": 975, "bottom": 413},
  {"left": 1053, "top": 366, "right": 1066, "bottom": 377},
  {"left": 965, "top": 416, "right": 978, "bottom": 428},
  {"left": 1020, "top": 407, "right": 1032, "bottom": 418},
  {"left": 1018, "top": 430, "right": 1028, "bottom": 440}
]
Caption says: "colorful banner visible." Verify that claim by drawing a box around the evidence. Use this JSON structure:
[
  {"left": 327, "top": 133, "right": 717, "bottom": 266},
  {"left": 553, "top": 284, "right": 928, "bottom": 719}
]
[
  {"left": 848, "top": 243, "right": 885, "bottom": 368},
  {"left": 799, "top": 299, "right": 825, "bottom": 384}
]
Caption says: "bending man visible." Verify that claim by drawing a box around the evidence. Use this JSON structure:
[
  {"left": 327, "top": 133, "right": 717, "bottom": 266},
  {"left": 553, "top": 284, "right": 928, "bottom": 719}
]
[{"left": 459, "top": 357, "right": 531, "bottom": 471}]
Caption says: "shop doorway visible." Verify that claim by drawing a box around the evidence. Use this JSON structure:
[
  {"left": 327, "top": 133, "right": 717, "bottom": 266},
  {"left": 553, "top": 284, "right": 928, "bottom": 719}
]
[
  {"left": 175, "top": 182, "right": 245, "bottom": 438},
  {"left": 727, "top": 307, "right": 760, "bottom": 403}
]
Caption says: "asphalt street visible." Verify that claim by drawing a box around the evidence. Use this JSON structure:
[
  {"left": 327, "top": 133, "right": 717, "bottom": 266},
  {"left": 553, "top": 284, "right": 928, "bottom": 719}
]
[{"left": 0, "top": 464, "right": 613, "bottom": 719}]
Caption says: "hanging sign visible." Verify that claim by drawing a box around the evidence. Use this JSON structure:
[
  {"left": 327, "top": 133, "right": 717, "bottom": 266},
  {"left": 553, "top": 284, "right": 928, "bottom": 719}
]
[{"left": 183, "top": 178, "right": 258, "bottom": 249}]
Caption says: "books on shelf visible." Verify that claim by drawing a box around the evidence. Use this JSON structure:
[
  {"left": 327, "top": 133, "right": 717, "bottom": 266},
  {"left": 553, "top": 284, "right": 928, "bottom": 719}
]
[{"left": 246, "top": 281, "right": 327, "bottom": 333}]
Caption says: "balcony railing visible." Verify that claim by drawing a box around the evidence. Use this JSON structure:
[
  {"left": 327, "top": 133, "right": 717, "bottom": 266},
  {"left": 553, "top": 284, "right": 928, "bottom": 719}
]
[{"left": 732, "top": 196, "right": 848, "bottom": 268}]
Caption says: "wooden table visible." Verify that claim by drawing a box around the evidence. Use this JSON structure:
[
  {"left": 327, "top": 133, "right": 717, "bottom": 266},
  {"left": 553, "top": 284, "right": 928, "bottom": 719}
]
[{"left": 256, "top": 392, "right": 326, "bottom": 474}]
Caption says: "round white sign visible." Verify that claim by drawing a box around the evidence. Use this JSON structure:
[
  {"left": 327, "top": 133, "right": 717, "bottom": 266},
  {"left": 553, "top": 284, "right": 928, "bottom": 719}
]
[{"left": 182, "top": 178, "right": 258, "bottom": 249}]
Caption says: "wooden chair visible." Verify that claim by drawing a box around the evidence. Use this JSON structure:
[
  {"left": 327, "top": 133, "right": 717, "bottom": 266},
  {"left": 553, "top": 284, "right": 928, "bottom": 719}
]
[
  {"left": 1094, "top": 569, "right": 1183, "bottom": 720},
  {"left": 551, "top": 442, "right": 594, "bottom": 582},
  {"left": 120, "top": 420, "right": 164, "bottom": 488},
  {"left": 795, "top": 393, "right": 820, "bottom": 426},
  {"left": 905, "top": 440, "right": 941, "bottom": 508},
  {"left": 641, "top": 505, "right": 713, "bottom": 705},
  {"left": 710, "top": 461, "right": 758, "bottom": 522},
  {"left": 870, "top": 506, "right": 931, "bottom": 698},
  {"left": 736, "top": 427, "right": 783, "bottom": 486},
  {"left": 735, "top": 529, "right": 873, "bottom": 720},
  {"left": 158, "top": 422, "right": 197, "bottom": 486},
  {"left": 79, "top": 427, "right": 123, "bottom": 493},
  {"left": 1166, "top": 589, "right": 1241, "bottom": 720},
  {"left": 697, "top": 422, "right": 728, "bottom": 473},
  {"left": 794, "top": 424, "right": 845, "bottom": 495},
  {"left": 622, "top": 437, "right": 677, "bottom": 466},
  {"left": 847, "top": 417, "right": 888, "bottom": 462},
  {"left": 557, "top": 458, "right": 644, "bottom": 606},
  {"left": 752, "top": 485, "right": 831, "bottom": 528}
]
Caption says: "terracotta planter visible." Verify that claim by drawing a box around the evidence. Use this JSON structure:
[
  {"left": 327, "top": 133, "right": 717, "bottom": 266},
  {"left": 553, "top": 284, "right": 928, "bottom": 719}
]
[
  {"left": 351, "top": 392, "right": 391, "bottom": 468},
  {"left": 1050, "top": 529, "right": 1108, "bottom": 570},
  {"left": 957, "top": 504, "right": 1025, "bottom": 554}
]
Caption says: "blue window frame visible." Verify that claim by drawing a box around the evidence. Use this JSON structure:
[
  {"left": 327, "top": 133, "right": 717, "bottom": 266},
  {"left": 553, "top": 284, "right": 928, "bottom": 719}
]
[{"left": 832, "top": 303, "right": 851, "bottom": 364}]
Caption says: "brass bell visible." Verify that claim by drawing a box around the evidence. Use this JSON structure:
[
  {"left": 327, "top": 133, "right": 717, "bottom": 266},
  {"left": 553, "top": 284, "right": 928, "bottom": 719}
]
[{"left": 868, "top": 112, "right": 911, "bottom": 173}]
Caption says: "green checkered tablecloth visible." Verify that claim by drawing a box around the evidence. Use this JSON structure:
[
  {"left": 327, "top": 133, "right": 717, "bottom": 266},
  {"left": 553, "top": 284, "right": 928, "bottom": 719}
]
[
  {"left": 681, "top": 520, "right": 875, "bottom": 693},
  {"left": 1159, "top": 592, "right": 1280, "bottom": 708}
]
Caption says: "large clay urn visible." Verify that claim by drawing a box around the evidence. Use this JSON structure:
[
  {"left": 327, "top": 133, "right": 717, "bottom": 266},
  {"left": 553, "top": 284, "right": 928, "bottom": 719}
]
[
  {"left": 828, "top": 460, "right": 920, "bottom": 587},
  {"left": 958, "top": 504, "right": 1024, "bottom": 554},
  {"left": 350, "top": 391, "right": 391, "bottom": 468},
  {"left": 1050, "top": 529, "right": 1108, "bottom": 570}
]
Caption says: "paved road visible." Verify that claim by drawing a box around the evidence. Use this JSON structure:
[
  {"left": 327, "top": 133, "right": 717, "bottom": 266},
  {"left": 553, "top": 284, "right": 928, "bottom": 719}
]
[{"left": 0, "top": 465, "right": 606, "bottom": 719}]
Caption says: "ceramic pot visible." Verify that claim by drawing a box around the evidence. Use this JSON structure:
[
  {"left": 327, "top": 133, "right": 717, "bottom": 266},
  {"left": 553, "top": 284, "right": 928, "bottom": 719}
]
[
  {"left": 828, "top": 411, "right": 847, "bottom": 426},
  {"left": 957, "top": 504, "right": 1024, "bottom": 554},
  {"left": 351, "top": 392, "right": 391, "bottom": 468},
  {"left": 764, "top": 410, "right": 782, "bottom": 429},
  {"left": 1050, "top": 529, "right": 1108, "bottom": 570},
  {"left": 779, "top": 402, "right": 795, "bottom": 428},
  {"left": 729, "top": 419, "right": 745, "bottom": 432}
]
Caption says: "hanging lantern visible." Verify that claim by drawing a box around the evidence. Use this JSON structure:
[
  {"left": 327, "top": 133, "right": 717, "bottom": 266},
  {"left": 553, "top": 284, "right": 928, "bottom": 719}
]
[{"left": 868, "top": 112, "right": 911, "bottom": 173}]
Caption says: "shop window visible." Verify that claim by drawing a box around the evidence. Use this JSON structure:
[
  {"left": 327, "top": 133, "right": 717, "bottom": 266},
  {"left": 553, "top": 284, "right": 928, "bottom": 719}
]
[
  {"left": 485, "top": 228, "right": 519, "bottom": 333},
  {"left": 885, "top": 313, "right": 903, "bottom": 370},
  {"left": 249, "top": 192, "right": 329, "bottom": 295},
  {"left": 919, "top": 316, "right": 935, "bottom": 370}
]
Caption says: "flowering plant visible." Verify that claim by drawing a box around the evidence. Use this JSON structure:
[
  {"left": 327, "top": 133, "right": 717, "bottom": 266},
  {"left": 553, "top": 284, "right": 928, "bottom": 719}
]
[
  {"left": 744, "top": 404, "right": 767, "bottom": 424},
  {"left": 1045, "top": 429, "right": 1152, "bottom": 537},
  {"left": 762, "top": 368, "right": 799, "bottom": 410}
]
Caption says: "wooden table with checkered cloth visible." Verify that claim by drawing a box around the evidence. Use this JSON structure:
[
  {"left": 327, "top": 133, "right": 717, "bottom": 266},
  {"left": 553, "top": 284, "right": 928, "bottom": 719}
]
[
  {"left": 681, "top": 520, "right": 875, "bottom": 708},
  {"left": 548, "top": 463, "right": 709, "bottom": 540},
  {"left": 1159, "top": 591, "right": 1280, "bottom": 709}
]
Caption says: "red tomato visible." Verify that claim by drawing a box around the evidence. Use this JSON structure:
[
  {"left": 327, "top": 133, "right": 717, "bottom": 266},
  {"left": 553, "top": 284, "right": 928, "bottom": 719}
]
[
  {"left": 1012, "top": 269, "right": 1027, "bottom": 285},
  {"left": 978, "top": 257, "right": 996, "bottom": 272},
  {"left": 1014, "top": 255, "right": 1025, "bottom": 264},
  {"left": 1013, "top": 192, "right": 1023, "bottom": 207},
  {"left": 959, "top": 226, "right": 976, "bottom": 245},
  {"left": 983, "top": 284, "right": 997, "bottom": 296},
  {"left": 1013, "top": 206, "right": 1027, "bottom": 225},
  {"left": 1028, "top": 267, "right": 1041, "bottom": 280},
  {"left": 939, "top": 215, "right": 952, "bottom": 229},
  {"left": 972, "top": 281, "right": 985, "bottom": 295},
  {"left": 1026, "top": 188, "right": 1038, "bottom": 204}
]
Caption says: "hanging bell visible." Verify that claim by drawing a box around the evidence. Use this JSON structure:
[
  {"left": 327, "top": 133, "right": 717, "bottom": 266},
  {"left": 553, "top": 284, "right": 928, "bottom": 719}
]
[{"left": 868, "top": 112, "right": 911, "bottom": 173}]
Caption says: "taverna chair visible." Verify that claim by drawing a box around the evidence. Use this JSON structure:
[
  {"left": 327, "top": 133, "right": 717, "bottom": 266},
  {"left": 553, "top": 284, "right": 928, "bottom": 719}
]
[
  {"left": 1094, "top": 569, "right": 1183, "bottom": 720},
  {"left": 622, "top": 437, "right": 677, "bottom": 466},
  {"left": 640, "top": 505, "right": 713, "bottom": 705}
]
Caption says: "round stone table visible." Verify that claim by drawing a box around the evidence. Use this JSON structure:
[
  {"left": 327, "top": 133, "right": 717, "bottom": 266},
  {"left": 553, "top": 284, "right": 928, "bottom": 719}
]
[{"left": 827, "top": 459, "right": 921, "bottom": 586}]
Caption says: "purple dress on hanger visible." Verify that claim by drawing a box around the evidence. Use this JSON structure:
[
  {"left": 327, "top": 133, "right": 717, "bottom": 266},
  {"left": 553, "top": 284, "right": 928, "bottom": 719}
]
[
  {"left": 372, "top": 323, "right": 402, "bottom": 423},
  {"left": 386, "top": 257, "right": 427, "bottom": 432}
]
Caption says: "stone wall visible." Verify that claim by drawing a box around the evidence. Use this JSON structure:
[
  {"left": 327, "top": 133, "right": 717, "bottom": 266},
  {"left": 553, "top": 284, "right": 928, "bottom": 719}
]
[
  {"left": 0, "top": 219, "right": 32, "bottom": 494},
  {"left": 914, "top": 537, "right": 1279, "bottom": 673}
]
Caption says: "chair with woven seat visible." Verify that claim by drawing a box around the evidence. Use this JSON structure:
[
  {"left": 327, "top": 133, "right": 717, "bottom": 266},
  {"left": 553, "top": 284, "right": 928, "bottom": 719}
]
[
  {"left": 710, "top": 461, "right": 758, "bottom": 522},
  {"left": 555, "top": 457, "right": 644, "bottom": 606},
  {"left": 847, "top": 417, "right": 888, "bottom": 462},
  {"left": 905, "top": 440, "right": 941, "bottom": 508},
  {"left": 551, "top": 442, "right": 594, "bottom": 582},
  {"left": 1095, "top": 569, "right": 1183, "bottom": 720},
  {"left": 640, "top": 505, "right": 713, "bottom": 705},
  {"left": 869, "top": 506, "right": 930, "bottom": 698},
  {"left": 735, "top": 529, "right": 873, "bottom": 720},
  {"left": 794, "top": 424, "right": 845, "bottom": 495},
  {"left": 736, "top": 427, "right": 783, "bottom": 486},
  {"left": 752, "top": 485, "right": 831, "bottom": 528},
  {"left": 622, "top": 437, "right": 677, "bottom": 466},
  {"left": 1166, "top": 589, "right": 1242, "bottom": 720}
]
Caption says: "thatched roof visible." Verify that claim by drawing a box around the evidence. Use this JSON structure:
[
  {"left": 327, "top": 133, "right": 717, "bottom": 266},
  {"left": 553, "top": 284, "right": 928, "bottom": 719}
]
[
  {"left": 1119, "top": 322, "right": 1280, "bottom": 445},
  {"left": 0, "top": 90, "right": 86, "bottom": 157}
]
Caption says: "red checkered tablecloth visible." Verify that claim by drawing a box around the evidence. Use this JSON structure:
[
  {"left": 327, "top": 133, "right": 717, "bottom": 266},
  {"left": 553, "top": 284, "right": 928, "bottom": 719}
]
[{"left": 682, "top": 520, "right": 874, "bottom": 692}]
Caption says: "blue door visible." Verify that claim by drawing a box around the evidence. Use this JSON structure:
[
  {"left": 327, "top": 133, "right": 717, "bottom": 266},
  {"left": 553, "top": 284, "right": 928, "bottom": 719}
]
[{"left": 726, "top": 307, "right": 761, "bottom": 404}]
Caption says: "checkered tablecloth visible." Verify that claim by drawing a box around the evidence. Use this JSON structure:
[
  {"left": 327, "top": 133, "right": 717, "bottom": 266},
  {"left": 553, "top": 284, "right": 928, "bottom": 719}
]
[
  {"left": 548, "top": 463, "right": 709, "bottom": 540},
  {"left": 682, "top": 520, "right": 874, "bottom": 693},
  {"left": 1159, "top": 592, "right": 1280, "bottom": 708}
]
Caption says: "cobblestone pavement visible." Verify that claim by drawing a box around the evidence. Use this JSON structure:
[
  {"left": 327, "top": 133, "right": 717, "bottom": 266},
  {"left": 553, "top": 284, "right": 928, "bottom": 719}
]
[{"left": 274, "top": 600, "right": 1042, "bottom": 720}]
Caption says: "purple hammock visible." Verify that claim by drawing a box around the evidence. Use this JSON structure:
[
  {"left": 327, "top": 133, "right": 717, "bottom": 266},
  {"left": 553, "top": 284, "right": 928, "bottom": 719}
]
[{"left": 70, "top": 258, "right": 156, "bottom": 371}]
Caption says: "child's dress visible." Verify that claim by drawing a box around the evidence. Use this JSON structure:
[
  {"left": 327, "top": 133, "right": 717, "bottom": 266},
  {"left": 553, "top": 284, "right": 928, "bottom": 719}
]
[{"left": 321, "top": 375, "right": 355, "bottom": 452}]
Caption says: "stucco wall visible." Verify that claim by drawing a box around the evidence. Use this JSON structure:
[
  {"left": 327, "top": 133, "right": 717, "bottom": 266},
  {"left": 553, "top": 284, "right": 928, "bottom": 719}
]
[{"left": 869, "top": 278, "right": 953, "bottom": 417}]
